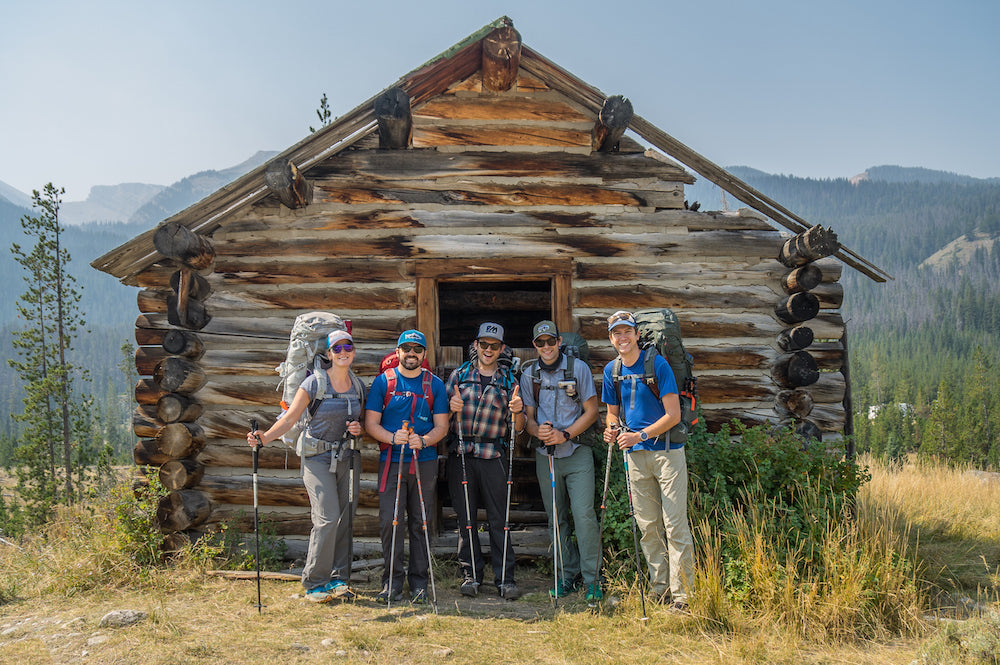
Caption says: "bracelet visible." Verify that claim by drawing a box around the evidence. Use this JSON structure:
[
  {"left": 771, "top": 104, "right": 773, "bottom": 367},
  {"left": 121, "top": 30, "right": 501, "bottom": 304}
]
[{"left": 420, "top": 435, "right": 426, "bottom": 448}]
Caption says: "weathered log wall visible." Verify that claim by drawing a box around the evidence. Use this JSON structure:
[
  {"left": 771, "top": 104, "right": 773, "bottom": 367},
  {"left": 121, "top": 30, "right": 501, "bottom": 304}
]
[{"left": 129, "top": 63, "right": 848, "bottom": 550}]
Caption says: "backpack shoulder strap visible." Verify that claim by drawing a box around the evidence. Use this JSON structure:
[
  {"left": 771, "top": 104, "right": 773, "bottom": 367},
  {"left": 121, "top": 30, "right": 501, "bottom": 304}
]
[
  {"left": 382, "top": 367, "right": 398, "bottom": 410},
  {"left": 611, "top": 356, "right": 624, "bottom": 407},
  {"left": 522, "top": 359, "right": 540, "bottom": 403},
  {"left": 642, "top": 347, "right": 661, "bottom": 398},
  {"left": 420, "top": 368, "right": 434, "bottom": 406}
]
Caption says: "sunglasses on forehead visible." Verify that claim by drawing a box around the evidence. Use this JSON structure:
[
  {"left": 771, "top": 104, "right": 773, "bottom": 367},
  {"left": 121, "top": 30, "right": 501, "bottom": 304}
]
[
  {"left": 477, "top": 340, "right": 502, "bottom": 351},
  {"left": 399, "top": 343, "right": 425, "bottom": 353},
  {"left": 330, "top": 342, "right": 354, "bottom": 353},
  {"left": 533, "top": 337, "right": 559, "bottom": 347},
  {"left": 607, "top": 311, "right": 636, "bottom": 326}
]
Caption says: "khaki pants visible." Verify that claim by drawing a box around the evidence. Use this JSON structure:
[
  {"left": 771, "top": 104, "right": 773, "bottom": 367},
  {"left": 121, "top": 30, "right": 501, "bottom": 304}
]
[{"left": 625, "top": 447, "right": 695, "bottom": 602}]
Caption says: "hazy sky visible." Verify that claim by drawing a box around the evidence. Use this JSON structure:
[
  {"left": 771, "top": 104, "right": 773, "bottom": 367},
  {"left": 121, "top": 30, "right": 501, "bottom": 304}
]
[{"left": 2, "top": 0, "right": 997, "bottom": 201}]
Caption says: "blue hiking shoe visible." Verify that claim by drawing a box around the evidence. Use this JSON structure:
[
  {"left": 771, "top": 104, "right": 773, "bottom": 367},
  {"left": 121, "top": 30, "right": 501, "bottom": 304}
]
[
  {"left": 305, "top": 585, "right": 333, "bottom": 603},
  {"left": 585, "top": 583, "right": 604, "bottom": 603},
  {"left": 325, "top": 579, "right": 357, "bottom": 601}
]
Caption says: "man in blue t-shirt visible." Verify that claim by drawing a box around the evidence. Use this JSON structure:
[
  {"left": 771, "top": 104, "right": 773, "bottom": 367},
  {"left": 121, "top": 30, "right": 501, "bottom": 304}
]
[
  {"left": 365, "top": 330, "right": 449, "bottom": 604},
  {"left": 601, "top": 311, "right": 694, "bottom": 612}
]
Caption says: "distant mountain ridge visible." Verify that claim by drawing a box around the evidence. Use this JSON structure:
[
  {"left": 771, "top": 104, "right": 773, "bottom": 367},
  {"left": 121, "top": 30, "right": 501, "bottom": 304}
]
[
  {"left": 60, "top": 183, "right": 166, "bottom": 224},
  {"left": 851, "top": 165, "right": 1000, "bottom": 186},
  {"left": 127, "top": 150, "right": 277, "bottom": 226}
]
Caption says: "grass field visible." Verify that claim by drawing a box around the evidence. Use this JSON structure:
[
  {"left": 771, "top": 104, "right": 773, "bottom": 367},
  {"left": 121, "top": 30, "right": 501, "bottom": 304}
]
[{"left": 0, "top": 455, "right": 997, "bottom": 664}]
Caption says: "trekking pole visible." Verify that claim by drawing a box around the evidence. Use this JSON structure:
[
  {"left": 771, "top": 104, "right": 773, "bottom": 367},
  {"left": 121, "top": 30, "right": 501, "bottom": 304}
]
[
  {"left": 454, "top": 408, "right": 479, "bottom": 593},
  {"left": 499, "top": 385, "right": 518, "bottom": 596},
  {"left": 250, "top": 419, "right": 264, "bottom": 614},
  {"left": 386, "top": 421, "right": 407, "bottom": 608},
  {"left": 338, "top": 397, "right": 357, "bottom": 582},
  {"left": 622, "top": 446, "right": 648, "bottom": 620},
  {"left": 589, "top": 425, "right": 616, "bottom": 608},
  {"left": 407, "top": 424, "right": 438, "bottom": 613},
  {"left": 547, "top": 449, "right": 562, "bottom": 608}
]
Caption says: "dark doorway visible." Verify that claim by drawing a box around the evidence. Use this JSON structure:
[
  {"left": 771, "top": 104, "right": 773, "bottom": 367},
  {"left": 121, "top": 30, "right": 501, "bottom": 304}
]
[{"left": 438, "top": 280, "right": 551, "bottom": 353}]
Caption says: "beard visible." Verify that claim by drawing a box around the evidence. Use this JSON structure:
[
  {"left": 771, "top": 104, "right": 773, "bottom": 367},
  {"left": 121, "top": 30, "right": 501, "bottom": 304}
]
[{"left": 401, "top": 355, "right": 422, "bottom": 370}]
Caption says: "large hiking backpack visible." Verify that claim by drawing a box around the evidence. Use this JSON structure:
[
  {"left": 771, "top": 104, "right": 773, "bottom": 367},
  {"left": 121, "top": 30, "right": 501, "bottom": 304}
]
[
  {"left": 522, "top": 331, "right": 590, "bottom": 406},
  {"left": 275, "top": 311, "right": 352, "bottom": 449},
  {"left": 611, "top": 308, "right": 698, "bottom": 444}
]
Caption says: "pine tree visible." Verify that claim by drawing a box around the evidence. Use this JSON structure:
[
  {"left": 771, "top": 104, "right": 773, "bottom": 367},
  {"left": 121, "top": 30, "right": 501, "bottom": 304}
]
[{"left": 8, "top": 184, "right": 92, "bottom": 520}]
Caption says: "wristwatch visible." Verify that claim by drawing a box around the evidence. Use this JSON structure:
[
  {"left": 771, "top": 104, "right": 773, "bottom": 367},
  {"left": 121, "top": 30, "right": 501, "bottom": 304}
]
[
  {"left": 639, "top": 430, "right": 649, "bottom": 442},
  {"left": 562, "top": 430, "right": 571, "bottom": 441}
]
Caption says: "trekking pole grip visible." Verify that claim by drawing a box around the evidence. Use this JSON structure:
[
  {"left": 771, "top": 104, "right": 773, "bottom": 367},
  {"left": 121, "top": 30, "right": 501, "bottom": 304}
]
[{"left": 250, "top": 419, "right": 261, "bottom": 473}]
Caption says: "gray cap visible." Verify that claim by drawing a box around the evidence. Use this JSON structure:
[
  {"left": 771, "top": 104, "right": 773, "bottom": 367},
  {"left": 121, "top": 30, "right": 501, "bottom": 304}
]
[
  {"left": 532, "top": 320, "right": 559, "bottom": 341},
  {"left": 476, "top": 322, "right": 504, "bottom": 342}
]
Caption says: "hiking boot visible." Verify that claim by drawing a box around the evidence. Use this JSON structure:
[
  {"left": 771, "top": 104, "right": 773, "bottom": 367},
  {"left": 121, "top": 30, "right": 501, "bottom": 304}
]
[
  {"left": 585, "top": 583, "right": 604, "bottom": 603},
  {"left": 375, "top": 585, "right": 404, "bottom": 604},
  {"left": 410, "top": 588, "right": 429, "bottom": 604},
  {"left": 326, "top": 579, "right": 357, "bottom": 601},
  {"left": 305, "top": 585, "right": 333, "bottom": 603},
  {"left": 498, "top": 583, "right": 521, "bottom": 600},
  {"left": 460, "top": 578, "right": 479, "bottom": 597},
  {"left": 668, "top": 600, "right": 690, "bottom": 614},
  {"left": 549, "top": 578, "right": 578, "bottom": 598}
]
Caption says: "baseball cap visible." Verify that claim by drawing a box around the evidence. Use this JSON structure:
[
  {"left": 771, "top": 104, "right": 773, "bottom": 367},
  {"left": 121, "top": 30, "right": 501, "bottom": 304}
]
[
  {"left": 396, "top": 329, "right": 427, "bottom": 348},
  {"left": 532, "top": 320, "right": 559, "bottom": 341},
  {"left": 607, "top": 311, "right": 637, "bottom": 331},
  {"left": 476, "top": 322, "right": 504, "bottom": 342},
  {"left": 327, "top": 330, "right": 353, "bottom": 348}
]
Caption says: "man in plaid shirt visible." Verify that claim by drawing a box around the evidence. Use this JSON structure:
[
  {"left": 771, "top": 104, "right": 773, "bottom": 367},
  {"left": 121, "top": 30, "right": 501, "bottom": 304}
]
[{"left": 446, "top": 322, "right": 525, "bottom": 599}]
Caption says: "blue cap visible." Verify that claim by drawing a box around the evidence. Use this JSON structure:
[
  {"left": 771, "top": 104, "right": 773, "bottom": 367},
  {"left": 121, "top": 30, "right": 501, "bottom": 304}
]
[{"left": 397, "top": 329, "right": 427, "bottom": 348}]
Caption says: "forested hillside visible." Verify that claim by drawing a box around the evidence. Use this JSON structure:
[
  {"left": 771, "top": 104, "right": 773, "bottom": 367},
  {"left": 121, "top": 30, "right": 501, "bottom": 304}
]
[{"left": 690, "top": 168, "right": 1000, "bottom": 467}]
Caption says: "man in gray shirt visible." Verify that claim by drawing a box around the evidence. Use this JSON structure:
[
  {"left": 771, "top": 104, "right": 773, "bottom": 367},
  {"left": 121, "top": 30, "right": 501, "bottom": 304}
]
[{"left": 519, "top": 320, "right": 601, "bottom": 602}]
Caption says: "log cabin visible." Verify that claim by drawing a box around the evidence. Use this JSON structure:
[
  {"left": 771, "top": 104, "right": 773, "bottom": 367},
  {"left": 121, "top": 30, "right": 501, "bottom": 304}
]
[{"left": 92, "top": 17, "right": 888, "bottom": 560}]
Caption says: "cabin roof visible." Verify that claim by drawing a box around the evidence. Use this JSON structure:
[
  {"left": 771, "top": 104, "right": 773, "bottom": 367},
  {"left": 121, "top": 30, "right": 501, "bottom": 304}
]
[{"left": 92, "top": 16, "right": 890, "bottom": 284}]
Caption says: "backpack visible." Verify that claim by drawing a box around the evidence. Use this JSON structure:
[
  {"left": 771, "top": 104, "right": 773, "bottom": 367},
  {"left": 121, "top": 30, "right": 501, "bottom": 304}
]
[
  {"left": 611, "top": 308, "right": 698, "bottom": 444},
  {"left": 451, "top": 358, "right": 518, "bottom": 448},
  {"left": 379, "top": 366, "right": 435, "bottom": 451},
  {"left": 522, "top": 332, "right": 590, "bottom": 405},
  {"left": 275, "top": 311, "right": 351, "bottom": 449}
]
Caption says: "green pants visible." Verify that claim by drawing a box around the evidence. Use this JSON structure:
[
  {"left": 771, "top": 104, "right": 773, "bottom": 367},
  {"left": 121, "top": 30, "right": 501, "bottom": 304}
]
[{"left": 534, "top": 445, "right": 601, "bottom": 585}]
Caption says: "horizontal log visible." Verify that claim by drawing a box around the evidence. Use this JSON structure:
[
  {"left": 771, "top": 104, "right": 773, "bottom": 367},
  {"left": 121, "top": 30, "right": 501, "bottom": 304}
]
[
  {"left": 700, "top": 404, "right": 846, "bottom": 434},
  {"left": 159, "top": 458, "right": 206, "bottom": 490},
  {"left": 210, "top": 229, "right": 783, "bottom": 263},
  {"left": 166, "top": 293, "right": 212, "bottom": 330},
  {"left": 204, "top": 508, "right": 381, "bottom": 539},
  {"left": 411, "top": 124, "right": 593, "bottom": 150},
  {"left": 593, "top": 95, "right": 633, "bottom": 152},
  {"left": 374, "top": 87, "right": 412, "bottom": 150},
  {"left": 156, "top": 393, "right": 203, "bottom": 423},
  {"left": 781, "top": 264, "right": 822, "bottom": 294},
  {"left": 303, "top": 150, "right": 695, "bottom": 186},
  {"left": 197, "top": 441, "right": 381, "bottom": 473},
  {"left": 577, "top": 283, "right": 783, "bottom": 312},
  {"left": 264, "top": 158, "right": 312, "bottom": 209},
  {"left": 778, "top": 225, "right": 840, "bottom": 267},
  {"left": 157, "top": 489, "right": 212, "bottom": 532},
  {"left": 155, "top": 422, "right": 207, "bottom": 459},
  {"left": 137, "top": 312, "right": 416, "bottom": 344},
  {"left": 578, "top": 311, "right": 845, "bottom": 342},
  {"left": 771, "top": 351, "right": 820, "bottom": 389},
  {"left": 162, "top": 329, "right": 205, "bottom": 359},
  {"left": 315, "top": 179, "right": 644, "bottom": 207},
  {"left": 414, "top": 96, "right": 588, "bottom": 123},
  {"left": 481, "top": 23, "right": 521, "bottom": 92},
  {"left": 134, "top": 439, "right": 171, "bottom": 467},
  {"left": 170, "top": 269, "right": 212, "bottom": 301},
  {"left": 141, "top": 284, "right": 413, "bottom": 314},
  {"left": 133, "top": 404, "right": 163, "bottom": 438},
  {"left": 153, "top": 356, "right": 206, "bottom": 394},
  {"left": 152, "top": 222, "right": 216, "bottom": 271},
  {"left": 774, "top": 292, "right": 820, "bottom": 324},
  {"left": 777, "top": 326, "right": 814, "bottom": 352},
  {"left": 775, "top": 389, "right": 815, "bottom": 419},
  {"left": 197, "top": 474, "right": 378, "bottom": 510}
]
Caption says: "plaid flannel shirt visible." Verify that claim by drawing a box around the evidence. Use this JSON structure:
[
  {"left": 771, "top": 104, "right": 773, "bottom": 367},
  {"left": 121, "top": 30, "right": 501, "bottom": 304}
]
[{"left": 445, "top": 365, "right": 516, "bottom": 460}]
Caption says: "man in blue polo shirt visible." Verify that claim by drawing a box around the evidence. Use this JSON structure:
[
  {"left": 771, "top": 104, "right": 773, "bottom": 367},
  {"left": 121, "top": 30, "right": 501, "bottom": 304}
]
[
  {"left": 365, "top": 330, "right": 450, "bottom": 604},
  {"left": 601, "top": 311, "right": 694, "bottom": 612}
]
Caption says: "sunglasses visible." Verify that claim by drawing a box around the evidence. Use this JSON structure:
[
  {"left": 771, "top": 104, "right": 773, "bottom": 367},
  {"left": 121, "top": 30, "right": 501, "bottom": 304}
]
[
  {"left": 330, "top": 342, "right": 354, "bottom": 353},
  {"left": 607, "top": 311, "right": 636, "bottom": 326},
  {"left": 477, "top": 340, "right": 502, "bottom": 351},
  {"left": 533, "top": 337, "right": 559, "bottom": 348},
  {"left": 399, "top": 343, "right": 425, "bottom": 353}
]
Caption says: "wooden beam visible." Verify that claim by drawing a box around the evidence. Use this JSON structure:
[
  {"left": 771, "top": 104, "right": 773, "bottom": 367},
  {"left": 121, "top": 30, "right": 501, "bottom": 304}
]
[
  {"left": 416, "top": 277, "right": 438, "bottom": 368},
  {"left": 592, "top": 95, "right": 633, "bottom": 152},
  {"left": 779, "top": 225, "right": 841, "bottom": 267},
  {"left": 264, "top": 158, "right": 313, "bottom": 209},
  {"left": 374, "top": 87, "right": 412, "bottom": 150},
  {"left": 481, "top": 23, "right": 521, "bottom": 92},
  {"left": 152, "top": 222, "right": 216, "bottom": 271}
]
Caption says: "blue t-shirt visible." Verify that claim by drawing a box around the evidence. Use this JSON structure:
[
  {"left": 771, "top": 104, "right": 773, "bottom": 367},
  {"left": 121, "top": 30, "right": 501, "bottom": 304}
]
[
  {"left": 601, "top": 349, "right": 679, "bottom": 451},
  {"left": 366, "top": 369, "right": 448, "bottom": 463}
]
